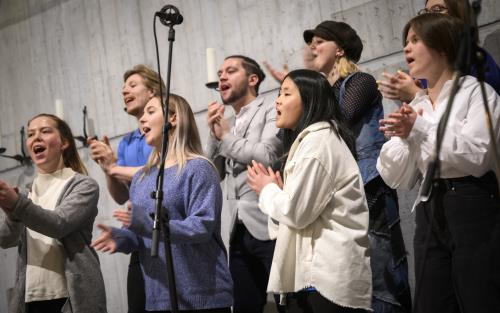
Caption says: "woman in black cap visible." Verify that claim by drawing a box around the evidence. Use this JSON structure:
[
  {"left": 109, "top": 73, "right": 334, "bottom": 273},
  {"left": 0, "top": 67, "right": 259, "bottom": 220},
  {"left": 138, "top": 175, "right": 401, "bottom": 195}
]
[{"left": 301, "top": 21, "right": 411, "bottom": 313}]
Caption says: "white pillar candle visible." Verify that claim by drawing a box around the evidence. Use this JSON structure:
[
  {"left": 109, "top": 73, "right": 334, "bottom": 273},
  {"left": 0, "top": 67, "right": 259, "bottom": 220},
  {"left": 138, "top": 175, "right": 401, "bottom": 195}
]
[
  {"left": 206, "top": 48, "right": 218, "bottom": 83},
  {"left": 87, "top": 117, "right": 96, "bottom": 138},
  {"left": 55, "top": 99, "right": 64, "bottom": 120}
]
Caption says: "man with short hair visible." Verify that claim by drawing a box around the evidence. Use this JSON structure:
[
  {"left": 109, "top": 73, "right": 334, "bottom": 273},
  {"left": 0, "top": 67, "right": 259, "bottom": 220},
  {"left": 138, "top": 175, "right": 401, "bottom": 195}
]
[{"left": 207, "top": 55, "right": 282, "bottom": 313}]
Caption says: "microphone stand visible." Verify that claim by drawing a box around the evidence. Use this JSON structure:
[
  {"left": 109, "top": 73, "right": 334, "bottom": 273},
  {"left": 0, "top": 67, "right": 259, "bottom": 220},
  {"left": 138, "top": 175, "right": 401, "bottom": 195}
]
[
  {"left": 151, "top": 5, "right": 183, "bottom": 313},
  {"left": 74, "top": 106, "right": 97, "bottom": 147}
]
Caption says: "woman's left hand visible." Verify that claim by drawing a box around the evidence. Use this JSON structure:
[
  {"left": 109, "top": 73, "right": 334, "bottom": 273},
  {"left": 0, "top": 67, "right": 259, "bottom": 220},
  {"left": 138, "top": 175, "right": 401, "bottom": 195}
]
[
  {"left": 247, "top": 160, "right": 283, "bottom": 195},
  {"left": 0, "top": 180, "right": 19, "bottom": 212},
  {"left": 91, "top": 224, "right": 117, "bottom": 253},
  {"left": 379, "top": 103, "right": 422, "bottom": 139}
]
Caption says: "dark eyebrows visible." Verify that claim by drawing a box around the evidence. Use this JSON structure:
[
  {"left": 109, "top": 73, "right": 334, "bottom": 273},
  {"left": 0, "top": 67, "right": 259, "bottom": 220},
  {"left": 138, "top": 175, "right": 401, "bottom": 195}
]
[{"left": 28, "top": 126, "right": 53, "bottom": 133}]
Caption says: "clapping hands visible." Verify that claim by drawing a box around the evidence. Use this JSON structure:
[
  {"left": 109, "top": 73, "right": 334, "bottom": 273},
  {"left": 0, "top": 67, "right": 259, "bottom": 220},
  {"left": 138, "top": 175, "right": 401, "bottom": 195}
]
[
  {"left": 207, "top": 101, "right": 230, "bottom": 140},
  {"left": 377, "top": 70, "right": 422, "bottom": 103},
  {"left": 379, "top": 103, "right": 423, "bottom": 139},
  {"left": 247, "top": 160, "right": 283, "bottom": 195}
]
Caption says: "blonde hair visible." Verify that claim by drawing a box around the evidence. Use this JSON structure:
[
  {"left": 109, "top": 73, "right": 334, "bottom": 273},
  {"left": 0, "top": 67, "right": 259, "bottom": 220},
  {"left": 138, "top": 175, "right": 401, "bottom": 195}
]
[
  {"left": 142, "top": 94, "right": 212, "bottom": 176},
  {"left": 123, "top": 64, "right": 166, "bottom": 97},
  {"left": 336, "top": 56, "right": 360, "bottom": 78}
]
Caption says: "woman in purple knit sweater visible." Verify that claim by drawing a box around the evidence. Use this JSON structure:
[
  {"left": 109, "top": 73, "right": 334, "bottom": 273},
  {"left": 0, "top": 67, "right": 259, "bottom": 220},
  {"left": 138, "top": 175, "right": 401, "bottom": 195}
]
[{"left": 92, "top": 94, "right": 233, "bottom": 313}]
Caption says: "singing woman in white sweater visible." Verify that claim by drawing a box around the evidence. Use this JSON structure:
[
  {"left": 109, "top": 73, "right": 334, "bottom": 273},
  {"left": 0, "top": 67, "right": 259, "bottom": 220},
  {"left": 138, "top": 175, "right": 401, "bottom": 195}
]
[{"left": 248, "top": 69, "right": 372, "bottom": 313}]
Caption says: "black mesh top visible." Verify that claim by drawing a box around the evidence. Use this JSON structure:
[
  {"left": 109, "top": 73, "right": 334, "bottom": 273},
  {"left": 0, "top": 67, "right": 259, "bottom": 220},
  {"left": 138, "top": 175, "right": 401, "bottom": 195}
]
[{"left": 332, "top": 72, "right": 381, "bottom": 126}]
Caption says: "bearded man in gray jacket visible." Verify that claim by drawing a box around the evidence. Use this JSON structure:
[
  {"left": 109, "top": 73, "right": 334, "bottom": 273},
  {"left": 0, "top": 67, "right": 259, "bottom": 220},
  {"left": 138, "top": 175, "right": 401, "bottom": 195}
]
[{"left": 206, "top": 55, "right": 282, "bottom": 313}]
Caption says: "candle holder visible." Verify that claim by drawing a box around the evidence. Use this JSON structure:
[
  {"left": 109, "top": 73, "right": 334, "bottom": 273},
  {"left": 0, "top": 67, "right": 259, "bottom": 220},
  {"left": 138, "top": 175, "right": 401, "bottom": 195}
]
[
  {"left": 74, "top": 106, "right": 97, "bottom": 147},
  {"left": 205, "top": 81, "right": 218, "bottom": 89},
  {"left": 0, "top": 127, "right": 31, "bottom": 165}
]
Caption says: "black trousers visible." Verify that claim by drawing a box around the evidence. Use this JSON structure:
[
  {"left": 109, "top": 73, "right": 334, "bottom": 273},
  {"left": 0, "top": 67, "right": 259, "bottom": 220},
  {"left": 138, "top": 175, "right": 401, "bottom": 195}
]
[
  {"left": 285, "top": 291, "right": 368, "bottom": 313},
  {"left": 128, "top": 251, "right": 147, "bottom": 313},
  {"left": 413, "top": 173, "right": 500, "bottom": 313},
  {"left": 27, "top": 298, "right": 67, "bottom": 313},
  {"left": 229, "top": 223, "right": 282, "bottom": 313},
  {"left": 148, "top": 308, "right": 231, "bottom": 313}
]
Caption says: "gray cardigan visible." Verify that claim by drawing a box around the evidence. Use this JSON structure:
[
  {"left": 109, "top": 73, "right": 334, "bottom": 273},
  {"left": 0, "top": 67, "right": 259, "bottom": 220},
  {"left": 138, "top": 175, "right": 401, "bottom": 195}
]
[{"left": 0, "top": 173, "right": 107, "bottom": 313}]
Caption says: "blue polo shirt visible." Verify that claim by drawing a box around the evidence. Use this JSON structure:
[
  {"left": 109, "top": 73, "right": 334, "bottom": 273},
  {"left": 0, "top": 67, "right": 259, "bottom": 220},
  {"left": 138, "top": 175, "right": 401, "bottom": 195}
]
[{"left": 117, "top": 129, "right": 152, "bottom": 167}]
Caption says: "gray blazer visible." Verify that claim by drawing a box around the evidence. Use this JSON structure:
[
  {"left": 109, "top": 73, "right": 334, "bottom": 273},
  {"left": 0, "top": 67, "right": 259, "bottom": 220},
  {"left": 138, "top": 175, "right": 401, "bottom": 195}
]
[
  {"left": 0, "top": 173, "right": 107, "bottom": 313},
  {"left": 207, "top": 96, "right": 282, "bottom": 241}
]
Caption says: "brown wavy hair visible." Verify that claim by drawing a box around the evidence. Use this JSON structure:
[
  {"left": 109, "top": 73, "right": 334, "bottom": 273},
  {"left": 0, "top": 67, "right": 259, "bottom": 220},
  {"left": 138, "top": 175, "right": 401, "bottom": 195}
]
[{"left": 27, "top": 114, "right": 88, "bottom": 175}]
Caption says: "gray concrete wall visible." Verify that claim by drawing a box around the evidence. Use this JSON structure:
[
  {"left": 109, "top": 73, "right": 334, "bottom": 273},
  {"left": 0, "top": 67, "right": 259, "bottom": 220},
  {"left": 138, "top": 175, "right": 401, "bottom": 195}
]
[{"left": 0, "top": 0, "right": 499, "bottom": 312}]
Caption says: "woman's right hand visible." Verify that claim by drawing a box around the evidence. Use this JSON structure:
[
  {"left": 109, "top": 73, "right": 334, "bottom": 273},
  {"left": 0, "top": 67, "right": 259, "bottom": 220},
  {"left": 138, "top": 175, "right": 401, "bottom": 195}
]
[
  {"left": 91, "top": 224, "right": 117, "bottom": 253},
  {"left": 377, "top": 70, "right": 422, "bottom": 103},
  {"left": 87, "top": 136, "right": 117, "bottom": 174},
  {"left": 263, "top": 61, "right": 288, "bottom": 83}
]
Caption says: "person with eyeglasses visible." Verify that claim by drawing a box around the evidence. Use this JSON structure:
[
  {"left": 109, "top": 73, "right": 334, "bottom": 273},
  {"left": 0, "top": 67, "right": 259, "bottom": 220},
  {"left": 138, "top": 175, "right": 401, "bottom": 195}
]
[
  {"left": 378, "top": 0, "right": 500, "bottom": 102},
  {"left": 417, "top": 2, "right": 449, "bottom": 15}
]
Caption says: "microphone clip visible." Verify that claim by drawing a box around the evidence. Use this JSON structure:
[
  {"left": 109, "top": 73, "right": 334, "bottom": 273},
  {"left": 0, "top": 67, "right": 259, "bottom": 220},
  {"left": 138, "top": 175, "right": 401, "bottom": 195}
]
[{"left": 156, "top": 5, "right": 183, "bottom": 27}]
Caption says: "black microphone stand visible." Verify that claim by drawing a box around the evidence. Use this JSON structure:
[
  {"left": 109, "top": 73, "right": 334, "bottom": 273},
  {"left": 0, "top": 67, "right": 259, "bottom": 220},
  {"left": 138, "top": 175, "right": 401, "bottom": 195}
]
[
  {"left": 74, "top": 106, "right": 97, "bottom": 147},
  {"left": 150, "top": 5, "right": 183, "bottom": 313}
]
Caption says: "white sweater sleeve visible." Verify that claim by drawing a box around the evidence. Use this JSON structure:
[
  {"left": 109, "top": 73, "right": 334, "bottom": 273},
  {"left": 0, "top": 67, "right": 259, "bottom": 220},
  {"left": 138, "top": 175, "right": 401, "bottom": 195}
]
[{"left": 377, "top": 136, "right": 421, "bottom": 190}]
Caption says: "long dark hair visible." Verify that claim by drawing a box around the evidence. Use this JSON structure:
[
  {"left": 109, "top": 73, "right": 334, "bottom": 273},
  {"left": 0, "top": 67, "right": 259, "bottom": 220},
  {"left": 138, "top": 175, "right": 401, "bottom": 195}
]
[
  {"left": 281, "top": 69, "right": 356, "bottom": 161},
  {"left": 27, "top": 114, "right": 88, "bottom": 175}
]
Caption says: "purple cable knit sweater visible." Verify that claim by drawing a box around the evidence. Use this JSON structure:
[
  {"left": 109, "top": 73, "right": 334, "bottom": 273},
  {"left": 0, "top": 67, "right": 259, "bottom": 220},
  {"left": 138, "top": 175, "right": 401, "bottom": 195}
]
[{"left": 112, "top": 158, "right": 233, "bottom": 311}]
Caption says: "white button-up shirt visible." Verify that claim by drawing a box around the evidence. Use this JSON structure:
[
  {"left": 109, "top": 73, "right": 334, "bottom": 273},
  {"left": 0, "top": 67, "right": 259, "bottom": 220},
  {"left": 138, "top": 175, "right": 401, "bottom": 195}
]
[{"left": 377, "top": 75, "right": 500, "bottom": 194}]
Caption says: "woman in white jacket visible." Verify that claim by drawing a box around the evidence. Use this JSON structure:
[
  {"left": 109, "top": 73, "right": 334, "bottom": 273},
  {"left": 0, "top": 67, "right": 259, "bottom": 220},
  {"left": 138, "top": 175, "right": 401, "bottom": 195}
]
[{"left": 247, "top": 69, "right": 372, "bottom": 312}]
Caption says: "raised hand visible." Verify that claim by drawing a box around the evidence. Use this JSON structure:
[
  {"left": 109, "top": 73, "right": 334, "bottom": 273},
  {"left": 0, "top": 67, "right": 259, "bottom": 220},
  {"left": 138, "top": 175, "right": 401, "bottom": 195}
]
[
  {"left": 207, "top": 101, "right": 229, "bottom": 140},
  {"left": 263, "top": 61, "right": 289, "bottom": 83},
  {"left": 378, "top": 70, "right": 422, "bottom": 103},
  {"left": 88, "top": 135, "right": 117, "bottom": 173}
]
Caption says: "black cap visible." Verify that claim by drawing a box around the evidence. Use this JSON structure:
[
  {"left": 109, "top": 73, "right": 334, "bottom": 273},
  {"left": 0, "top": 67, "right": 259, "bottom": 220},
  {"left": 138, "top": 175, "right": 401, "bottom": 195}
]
[{"left": 303, "top": 21, "right": 363, "bottom": 63}]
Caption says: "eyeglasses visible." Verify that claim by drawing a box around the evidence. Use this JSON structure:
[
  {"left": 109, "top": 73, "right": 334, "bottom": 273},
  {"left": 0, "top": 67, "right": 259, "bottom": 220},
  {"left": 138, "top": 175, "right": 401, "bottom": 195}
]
[{"left": 417, "top": 4, "right": 448, "bottom": 15}]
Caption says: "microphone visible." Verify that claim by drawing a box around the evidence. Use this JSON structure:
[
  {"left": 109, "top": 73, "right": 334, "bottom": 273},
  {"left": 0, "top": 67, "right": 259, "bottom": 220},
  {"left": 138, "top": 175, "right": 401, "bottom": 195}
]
[{"left": 156, "top": 5, "right": 183, "bottom": 27}]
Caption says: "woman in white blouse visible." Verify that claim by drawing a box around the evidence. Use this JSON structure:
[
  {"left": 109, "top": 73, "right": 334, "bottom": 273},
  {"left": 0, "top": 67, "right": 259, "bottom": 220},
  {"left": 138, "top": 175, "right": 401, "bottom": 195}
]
[
  {"left": 247, "top": 69, "right": 372, "bottom": 313},
  {"left": 376, "top": 14, "right": 500, "bottom": 313}
]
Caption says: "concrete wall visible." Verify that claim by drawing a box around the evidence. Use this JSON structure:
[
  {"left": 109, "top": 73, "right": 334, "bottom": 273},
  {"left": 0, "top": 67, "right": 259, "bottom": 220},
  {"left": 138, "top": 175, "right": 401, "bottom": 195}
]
[{"left": 0, "top": 0, "right": 499, "bottom": 312}]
